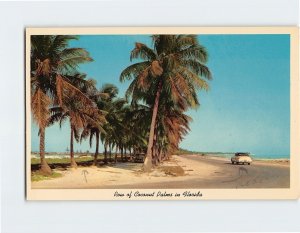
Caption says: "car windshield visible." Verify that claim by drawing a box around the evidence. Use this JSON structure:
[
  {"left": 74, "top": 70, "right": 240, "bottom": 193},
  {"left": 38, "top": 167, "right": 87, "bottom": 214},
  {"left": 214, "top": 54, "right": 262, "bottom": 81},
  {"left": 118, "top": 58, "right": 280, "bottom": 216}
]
[{"left": 235, "top": 153, "right": 249, "bottom": 156}]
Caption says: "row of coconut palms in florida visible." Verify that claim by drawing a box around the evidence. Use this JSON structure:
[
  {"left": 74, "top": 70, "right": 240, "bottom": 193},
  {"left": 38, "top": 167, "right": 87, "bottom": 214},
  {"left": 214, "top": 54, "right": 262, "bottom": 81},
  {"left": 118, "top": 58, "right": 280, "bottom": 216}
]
[{"left": 31, "top": 34, "right": 212, "bottom": 175}]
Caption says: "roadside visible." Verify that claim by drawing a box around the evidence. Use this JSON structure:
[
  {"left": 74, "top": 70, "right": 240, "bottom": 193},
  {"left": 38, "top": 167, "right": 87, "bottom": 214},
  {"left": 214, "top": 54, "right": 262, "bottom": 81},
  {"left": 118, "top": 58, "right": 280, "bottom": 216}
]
[{"left": 31, "top": 154, "right": 290, "bottom": 189}]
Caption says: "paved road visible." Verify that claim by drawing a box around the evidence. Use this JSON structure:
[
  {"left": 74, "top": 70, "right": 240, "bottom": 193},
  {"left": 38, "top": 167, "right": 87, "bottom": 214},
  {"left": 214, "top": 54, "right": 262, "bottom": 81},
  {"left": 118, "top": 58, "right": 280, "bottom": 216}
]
[{"left": 108, "top": 155, "right": 290, "bottom": 189}]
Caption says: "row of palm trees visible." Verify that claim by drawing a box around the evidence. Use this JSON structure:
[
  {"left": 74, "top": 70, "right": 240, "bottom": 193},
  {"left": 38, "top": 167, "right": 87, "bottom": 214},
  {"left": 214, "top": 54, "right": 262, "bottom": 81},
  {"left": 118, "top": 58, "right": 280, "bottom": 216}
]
[{"left": 31, "top": 34, "right": 211, "bottom": 175}]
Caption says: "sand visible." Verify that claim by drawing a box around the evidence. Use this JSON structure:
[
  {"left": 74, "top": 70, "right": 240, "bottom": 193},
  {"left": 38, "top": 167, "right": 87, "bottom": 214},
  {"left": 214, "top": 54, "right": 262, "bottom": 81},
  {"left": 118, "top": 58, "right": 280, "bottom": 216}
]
[{"left": 31, "top": 154, "right": 290, "bottom": 189}]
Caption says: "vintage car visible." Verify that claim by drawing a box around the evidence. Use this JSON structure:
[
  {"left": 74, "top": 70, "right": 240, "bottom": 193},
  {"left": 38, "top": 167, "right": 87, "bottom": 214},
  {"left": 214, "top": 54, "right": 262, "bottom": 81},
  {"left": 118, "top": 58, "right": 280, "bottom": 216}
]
[
  {"left": 132, "top": 153, "right": 145, "bottom": 163},
  {"left": 231, "top": 152, "right": 252, "bottom": 165}
]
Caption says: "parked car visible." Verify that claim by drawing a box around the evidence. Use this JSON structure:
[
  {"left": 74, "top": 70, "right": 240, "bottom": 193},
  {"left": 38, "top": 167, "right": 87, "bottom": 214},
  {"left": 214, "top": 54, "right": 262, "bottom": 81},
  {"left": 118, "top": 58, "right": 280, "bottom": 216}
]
[
  {"left": 231, "top": 152, "right": 252, "bottom": 165},
  {"left": 132, "top": 153, "right": 145, "bottom": 163}
]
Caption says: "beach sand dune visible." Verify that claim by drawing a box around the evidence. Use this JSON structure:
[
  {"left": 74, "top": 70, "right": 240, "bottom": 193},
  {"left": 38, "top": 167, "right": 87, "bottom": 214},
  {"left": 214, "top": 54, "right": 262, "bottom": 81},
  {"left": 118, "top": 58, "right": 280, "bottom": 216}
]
[{"left": 31, "top": 154, "right": 289, "bottom": 189}]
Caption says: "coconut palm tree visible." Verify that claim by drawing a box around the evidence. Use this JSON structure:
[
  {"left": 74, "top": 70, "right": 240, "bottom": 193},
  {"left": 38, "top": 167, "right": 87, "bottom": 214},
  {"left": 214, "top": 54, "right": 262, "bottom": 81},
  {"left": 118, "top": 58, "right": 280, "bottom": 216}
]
[
  {"left": 120, "top": 35, "right": 211, "bottom": 171},
  {"left": 50, "top": 73, "right": 106, "bottom": 168},
  {"left": 31, "top": 35, "right": 93, "bottom": 174},
  {"left": 123, "top": 103, "right": 150, "bottom": 156},
  {"left": 104, "top": 98, "right": 128, "bottom": 162},
  {"left": 81, "top": 84, "right": 118, "bottom": 165},
  {"left": 49, "top": 96, "right": 104, "bottom": 168},
  {"left": 156, "top": 105, "right": 192, "bottom": 162}
]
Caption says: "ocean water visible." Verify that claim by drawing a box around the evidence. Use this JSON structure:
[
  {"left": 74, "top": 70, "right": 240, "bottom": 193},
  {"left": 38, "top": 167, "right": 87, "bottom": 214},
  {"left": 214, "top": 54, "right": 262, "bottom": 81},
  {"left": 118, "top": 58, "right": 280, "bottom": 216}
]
[
  {"left": 253, "top": 154, "right": 290, "bottom": 159},
  {"left": 207, "top": 153, "right": 289, "bottom": 160}
]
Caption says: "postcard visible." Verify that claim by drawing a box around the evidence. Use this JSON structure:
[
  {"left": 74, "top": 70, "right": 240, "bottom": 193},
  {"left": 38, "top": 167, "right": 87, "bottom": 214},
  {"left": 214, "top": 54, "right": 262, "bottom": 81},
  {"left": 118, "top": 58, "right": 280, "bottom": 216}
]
[{"left": 26, "top": 27, "right": 299, "bottom": 200}]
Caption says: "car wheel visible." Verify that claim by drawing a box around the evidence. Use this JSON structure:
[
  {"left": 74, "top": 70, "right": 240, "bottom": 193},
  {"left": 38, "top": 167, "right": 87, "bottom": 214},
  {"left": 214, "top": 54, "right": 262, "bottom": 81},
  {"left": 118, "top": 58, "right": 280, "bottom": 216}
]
[{"left": 248, "top": 163, "right": 250, "bottom": 165}]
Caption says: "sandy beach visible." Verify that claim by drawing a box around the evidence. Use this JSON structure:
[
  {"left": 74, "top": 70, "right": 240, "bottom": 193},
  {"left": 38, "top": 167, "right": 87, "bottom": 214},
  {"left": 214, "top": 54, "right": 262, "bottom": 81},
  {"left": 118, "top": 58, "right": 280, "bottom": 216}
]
[{"left": 31, "top": 154, "right": 290, "bottom": 189}]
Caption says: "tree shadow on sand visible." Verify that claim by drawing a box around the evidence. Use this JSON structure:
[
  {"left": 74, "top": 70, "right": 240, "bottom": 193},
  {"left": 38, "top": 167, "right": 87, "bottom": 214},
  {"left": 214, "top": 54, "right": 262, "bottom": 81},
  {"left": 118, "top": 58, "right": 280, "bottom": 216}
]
[{"left": 31, "top": 157, "right": 142, "bottom": 172}]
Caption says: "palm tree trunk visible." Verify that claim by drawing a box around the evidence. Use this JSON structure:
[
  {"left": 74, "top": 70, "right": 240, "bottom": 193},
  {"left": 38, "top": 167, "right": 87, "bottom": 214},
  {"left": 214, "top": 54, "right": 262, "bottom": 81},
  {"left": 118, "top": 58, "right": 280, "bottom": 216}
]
[
  {"left": 39, "top": 127, "right": 52, "bottom": 175},
  {"left": 152, "top": 125, "right": 158, "bottom": 165},
  {"left": 129, "top": 148, "right": 132, "bottom": 161},
  {"left": 93, "top": 132, "right": 99, "bottom": 166},
  {"left": 164, "top": 153, "right": 169, "bottom": 160},
  {"left": 104, "top": 144, "right": 108, "bottom": 164},
  {"left": 143, "top": 80, "right": 162, "bottom": 172},
  {"left": 121, "top": 147, "right": 124, "bottom": 162},
  {"left": 109, "top": 144, "right": 112, "bottom": 162},
  {"left": 70, "top": 126, "right": 77, "bottom": 168},
  {"left": 114, "top": 147, "right": 118, "bottom": 163},
  {"left": 158, "top": 147, "right": 162, "bottom": 162}
]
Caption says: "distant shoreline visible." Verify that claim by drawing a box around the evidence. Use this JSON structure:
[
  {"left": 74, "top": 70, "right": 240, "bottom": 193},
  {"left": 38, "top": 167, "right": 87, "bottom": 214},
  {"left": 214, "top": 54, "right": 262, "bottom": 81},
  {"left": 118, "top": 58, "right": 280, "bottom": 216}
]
[
  {"left": 30, "top": 151, "right": 290, "bottom": 161},
  {"left": 189, "top": 154, "right": 290, "bottom": 165},
  {"left": 189, "top": 153, "right": 290, "bottom": 161}
]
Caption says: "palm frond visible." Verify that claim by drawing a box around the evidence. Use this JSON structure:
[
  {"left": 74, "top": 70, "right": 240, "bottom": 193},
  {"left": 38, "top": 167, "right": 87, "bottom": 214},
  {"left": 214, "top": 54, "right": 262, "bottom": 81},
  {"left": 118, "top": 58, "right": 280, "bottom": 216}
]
[
  {"left": 120, "top": 61, "right": 151, "bottom": 82},
  {"left": 31, "top": 88, "right": 51, "bottom": 129},
  {"left": 179, "top": 60, "right": 212, "bottom": 80},
  {"left": 56, "top": 75, "right": 94, "bottom": 108},
  {"left": 177, "top": 45, "right": 208, "bottom": 63},
  {"left": 130, "top": 43, "right": 156, "bottom": 61},
  {"left": 57, "top": 55, "right": 93, "bottom": 74},
  {"left": 178, "top": 66, "right": 210, "bottom": 91},
  {"left": 50, "top": 35, "right": 79, "bottom": 52}
]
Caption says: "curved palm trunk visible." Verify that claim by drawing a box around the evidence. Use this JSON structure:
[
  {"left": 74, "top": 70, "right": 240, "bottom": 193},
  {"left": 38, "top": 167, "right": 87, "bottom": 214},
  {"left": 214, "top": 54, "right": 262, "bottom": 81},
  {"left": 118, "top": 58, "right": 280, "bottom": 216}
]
[
  {"left": 143, "top": 80, "right": 162, "bottom": 172},
  {"left": 164, "top": 152, "right": 169, "bottom": 161},
  {"left": 152, "top": 125, "right": 158, "bottom": 165},
  {"left": 153, "top": 144, "right": 158, "bottom": 166},
  {"left": 93, "top": 132, "right": 99, "bottom": 166},
  {"left": 39, "top": 127, "right": 52, "bottom": 175},
  {"left": 70, "top": 126, "right": 77, "bottom": 168},
  {"left": 158, "top": 147, "right": 162, "bottom": 163}
]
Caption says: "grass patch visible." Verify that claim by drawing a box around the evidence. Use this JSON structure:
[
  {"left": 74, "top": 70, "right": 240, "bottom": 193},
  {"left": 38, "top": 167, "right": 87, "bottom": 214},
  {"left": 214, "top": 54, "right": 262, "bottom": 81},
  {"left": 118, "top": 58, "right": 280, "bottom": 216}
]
[
  {"left": 159, "top": 166, "right": 185, "bottom": 176},
  {"left": 31, "top": 171, "right": 63, "bottom": 182},
  {"left": 31, "top": 156, "right": 97, "bottom": 165}
]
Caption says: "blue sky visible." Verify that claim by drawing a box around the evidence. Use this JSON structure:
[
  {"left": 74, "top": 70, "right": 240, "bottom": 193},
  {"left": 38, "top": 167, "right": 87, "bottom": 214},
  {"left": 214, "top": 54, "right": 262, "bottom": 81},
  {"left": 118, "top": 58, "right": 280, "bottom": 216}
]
[{"left": 31, "top": 34, "right": 290, "bottom": 156}]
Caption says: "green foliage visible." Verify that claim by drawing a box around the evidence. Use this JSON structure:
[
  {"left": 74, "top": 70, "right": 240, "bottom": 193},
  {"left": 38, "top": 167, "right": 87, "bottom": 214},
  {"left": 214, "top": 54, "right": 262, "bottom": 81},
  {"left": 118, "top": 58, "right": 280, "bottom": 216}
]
[
  {"left": 31, "top": 156, "right": 96, "bottom": 165},
  {"left": 31, "top": 34, "right": 212, "bottom": 171},
  {"left": 174, "top": 148, "right": 205, "bottom": 155},
  {"left": 120, "top": 35, "right": 212, "bottom": 159},
  {"left": 31, "top": 171, "right": 63, "bottom": 182}
]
